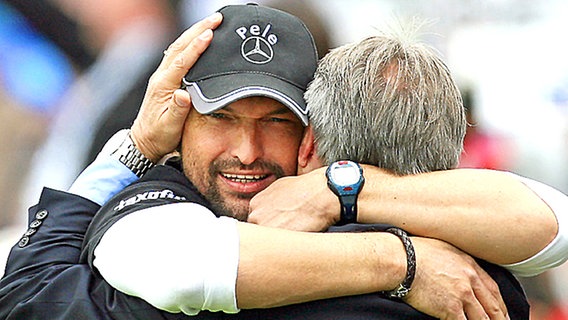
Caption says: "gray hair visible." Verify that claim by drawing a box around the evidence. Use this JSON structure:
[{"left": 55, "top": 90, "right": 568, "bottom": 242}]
[{"left": 306, "top": 34, "right": 466, "bottom": 175}]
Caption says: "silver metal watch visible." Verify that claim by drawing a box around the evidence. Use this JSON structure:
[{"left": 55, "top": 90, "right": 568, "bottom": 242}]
[{"left": 111, "top": 129, "right": 155, "bottom": 178}]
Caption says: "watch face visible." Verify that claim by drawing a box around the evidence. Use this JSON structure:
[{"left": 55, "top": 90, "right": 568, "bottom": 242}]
[{"left": 330, "top": 162, "right": 361, "bottom": 185}]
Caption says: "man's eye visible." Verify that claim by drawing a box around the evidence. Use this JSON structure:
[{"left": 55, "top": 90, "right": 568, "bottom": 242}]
[
  {"left": 267, "top": 117, "right": 289, "bottom": 123},
  {"left": 208, "top": 113, "right": 227, "bottom": 119}
]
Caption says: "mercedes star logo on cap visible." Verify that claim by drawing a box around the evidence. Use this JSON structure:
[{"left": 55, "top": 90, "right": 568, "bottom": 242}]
[{"left": 241, "top": 36, "right": 274, "bottom": 64}]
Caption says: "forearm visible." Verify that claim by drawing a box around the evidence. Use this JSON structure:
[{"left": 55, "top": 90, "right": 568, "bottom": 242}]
[
  {"left": 95, "top": 204, "right": 407, "bottom": 313},
  {"left": 236, "top": 222, "right": 406, "bottom": 308},
  {"left": 93, "top": 200, "right": 512, "bottom": 319},
  {"left": 358, "top": 166, "right": 558, "bottom": 264},
  {"left": 237, "top": 225, "right": 513, "bottom": 320}
]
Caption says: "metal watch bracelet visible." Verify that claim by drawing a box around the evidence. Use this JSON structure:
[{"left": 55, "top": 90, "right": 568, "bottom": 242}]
[
  {"left": 112, "top": 131, "right": 155, "bottom": 178},
  {"left": 380, "top": 227, "right": 416, "bottom": 299}
]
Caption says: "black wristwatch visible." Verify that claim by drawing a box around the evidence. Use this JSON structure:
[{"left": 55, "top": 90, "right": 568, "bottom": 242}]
[{"left": 326, "top": 160, "right": 365, "bottom": 225}]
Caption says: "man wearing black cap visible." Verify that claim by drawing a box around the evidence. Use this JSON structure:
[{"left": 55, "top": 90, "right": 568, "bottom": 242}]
[
  {"left": 181, "top": 4, "right": 314, "bottom": 127},
  {"left": 1, "top": 3, "right": 566, "bottom": 319}
]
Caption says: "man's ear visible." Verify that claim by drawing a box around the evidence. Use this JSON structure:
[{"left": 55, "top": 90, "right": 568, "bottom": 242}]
[{"left": 298, "top": 126, "right": 316, "bottom": 169}]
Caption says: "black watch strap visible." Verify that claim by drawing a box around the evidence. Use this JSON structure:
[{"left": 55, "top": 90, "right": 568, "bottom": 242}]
[{"left": 338, "top": 194, "right": 358, "bottom": 225}]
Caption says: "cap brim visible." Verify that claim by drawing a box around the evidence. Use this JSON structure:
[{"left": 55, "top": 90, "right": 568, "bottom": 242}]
[{"left": 183, "top": 74, "right": 308, "bottom": 126}]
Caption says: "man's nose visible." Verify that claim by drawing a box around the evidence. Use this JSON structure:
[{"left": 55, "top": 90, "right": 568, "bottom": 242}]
[{"left": 230, "top": 123, "right": 264, "bottom": 165}]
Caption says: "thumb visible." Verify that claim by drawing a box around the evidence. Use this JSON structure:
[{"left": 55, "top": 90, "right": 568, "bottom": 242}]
[
  {"left": 131, "top": 89, "right": 192, "bottom": 163},
  {"left": 170, "top": 88, "right": 192, "bottom": 122}
]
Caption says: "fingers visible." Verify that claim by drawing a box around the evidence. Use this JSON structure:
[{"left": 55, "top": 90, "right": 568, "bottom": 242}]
[
  {"left": 131, "top": 88, "right": 192, "bottom": 162},
  {"left": 157, "top": 12, "right": 222, "bottom": 85},
  {"left": 146, "top": 12, "right": 219, "bottom": 110},
  {"left": 129, "top": 12, "right": 222, "bottom": 162},
  {"left": 479, "top": 270, "right": 508, "bottom": 318},
  {"left": 161, "top": 28, "right": 214, "bottom": 88},
  {"left": 408, "top": 237, "right": 510, "bottom": 320},
  {"left": 471, "top": 266, "right": 509, "bottom": 319},
  {"left": 443, "top": 285, "right": 503, "bottom": 320},
  {"left": 462, "top": 298, "right": 490, "bottom": 320},
  {"left": 172, "top": 89, "right": 192, "bottom": 112},
  {"left": 164, "top": 88, "right": 192, "bottom": 129},
  {"left": 462, "top": 266, "right": 508, "bottom": 320},
  {"left": 159, "top": 12, "right": 222, "bottom": 69}
]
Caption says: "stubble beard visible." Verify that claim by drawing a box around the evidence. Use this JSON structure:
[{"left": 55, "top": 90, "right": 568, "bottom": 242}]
[{"left": 183, "top": 158, "right": 286, "bottom": 221}]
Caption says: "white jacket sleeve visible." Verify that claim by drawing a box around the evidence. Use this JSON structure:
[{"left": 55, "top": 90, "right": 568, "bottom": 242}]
[
  {"left": 501, "top": 174, "right": 568, "bottom": 277},
  {"left": 93, "top": 202, "right": 240, "bottom": 315}
]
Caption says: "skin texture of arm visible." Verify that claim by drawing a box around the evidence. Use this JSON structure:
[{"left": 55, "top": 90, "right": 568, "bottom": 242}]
[
  {"left": 235, "top": 222, "right": 507, "bottom": 319},
  {"left": 358, "top": 166, "right": 558, "bottom": 265},
  {"left": 236, "top": 221, "right": 509, "bottom": 318},
  {"left": 234, "top": 222, "right": 405, "bottom": 308},
  {"left": 248, "top": 165, "right": 559, "bottom": 265}
]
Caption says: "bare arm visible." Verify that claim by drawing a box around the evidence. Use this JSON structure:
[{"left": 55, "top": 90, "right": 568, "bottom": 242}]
[
  {"left": 358, "top": 166, "right": 558, "bottom": 265},
  {"left": 235, "top": 222, "right": 404, "bottom": 307},
  {"left": 236, "top": 223, "right": 506, "bottom": 320},
  {"left": 248, "top": 165, "right": 560, "bottom": 266},
  {"left": 94, "top": 203, "right": 506, "bottom": 319}
]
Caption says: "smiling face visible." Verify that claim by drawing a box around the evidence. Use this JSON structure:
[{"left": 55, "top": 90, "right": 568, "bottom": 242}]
[{"left": 180, "top": 97, "right": 305, "bottom": 220}]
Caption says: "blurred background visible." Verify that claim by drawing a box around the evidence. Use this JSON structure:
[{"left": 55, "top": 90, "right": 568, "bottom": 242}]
[{"left": 0, "top": 0, "right": 566, "bottom": 318}]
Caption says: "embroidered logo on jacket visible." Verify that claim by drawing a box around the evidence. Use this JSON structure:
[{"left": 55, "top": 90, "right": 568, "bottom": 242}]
[
  {"left": 114, "top": 189, "right": 187, "bottom": 211},
  {"left": 235, "top": 24, "right": 278, "bottom": 64}
]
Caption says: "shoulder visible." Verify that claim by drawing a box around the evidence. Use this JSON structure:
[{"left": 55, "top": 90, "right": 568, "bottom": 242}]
[{"left": 80, "top": 164, "right": 209, "bottom": 264}]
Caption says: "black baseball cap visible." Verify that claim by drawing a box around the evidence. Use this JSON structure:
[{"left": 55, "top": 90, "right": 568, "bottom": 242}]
[{"left": 183, "top": 3, "right": 318, "bottom": 126}]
